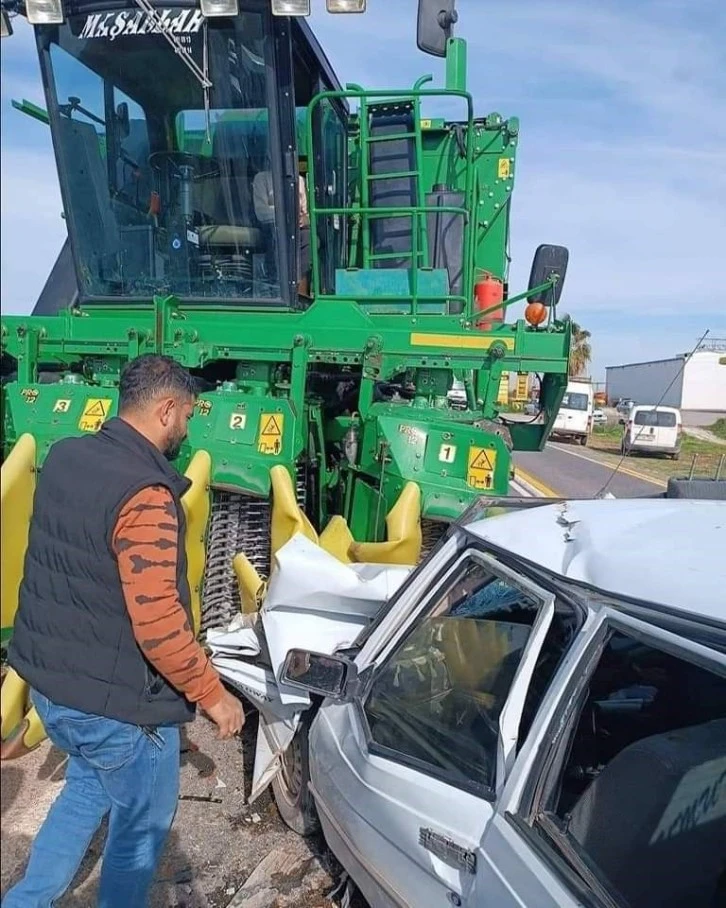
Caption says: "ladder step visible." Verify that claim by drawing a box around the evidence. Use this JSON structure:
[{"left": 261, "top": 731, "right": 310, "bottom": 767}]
[
  {"left": 368, "top": 250, "right": 425, "bottom": 261},
  {"left": 367, "top": 100, "right": 415, "bottom": 115},
  {"left": 364, "top": 132, "right": 416, "bottom": 144},
  {"left": 367, "top": 170, "right": 420, "bottom": 181}
]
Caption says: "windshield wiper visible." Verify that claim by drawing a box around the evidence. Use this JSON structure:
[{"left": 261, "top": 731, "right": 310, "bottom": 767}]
[{"left": 132, "top": 0, "right": 212, "bottom": 91}]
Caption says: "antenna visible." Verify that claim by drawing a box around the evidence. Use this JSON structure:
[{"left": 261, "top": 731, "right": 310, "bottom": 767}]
[{"left": 596, "top": 328, "right": 711, "bottom": 498}]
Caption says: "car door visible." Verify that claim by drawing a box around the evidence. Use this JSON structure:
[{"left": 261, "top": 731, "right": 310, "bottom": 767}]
[
  {"left": 308, "top": 543, "right": 565, "bottom": 908},
  {"left": 469, "top": 607, "right": 726, "bottom": 908}
]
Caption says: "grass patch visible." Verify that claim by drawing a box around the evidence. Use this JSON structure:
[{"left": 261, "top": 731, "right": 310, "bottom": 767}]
[
  {"left": 584, "top": 423, "right": 725, "bottom": 484},
  {"left": 710, "top": 418, "right": 726, "bottom": 441}
]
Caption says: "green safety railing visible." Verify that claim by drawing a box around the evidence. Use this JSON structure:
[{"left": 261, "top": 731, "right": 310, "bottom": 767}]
[{"left": 305, "top": 81, "right": 476, "bottom": 319}]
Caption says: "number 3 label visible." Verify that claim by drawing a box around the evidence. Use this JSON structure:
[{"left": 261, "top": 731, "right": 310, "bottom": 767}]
[{"left": 438, "top": 444, "right": 457, "bottom": 463}]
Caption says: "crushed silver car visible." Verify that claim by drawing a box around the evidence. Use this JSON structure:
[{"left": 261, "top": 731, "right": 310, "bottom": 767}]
[{"left": 211, "top": 498, "right": 726, "bottom": 908}]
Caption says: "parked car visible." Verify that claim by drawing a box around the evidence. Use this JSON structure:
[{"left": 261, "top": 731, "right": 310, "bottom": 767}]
[
  {"left": 621, "top": 405, "right": 682, "bottom": 459},
  {"left": 615, "top": 398, "right": 635, "bottom": 416},
  {"left": 592, "top": 407, "right": 607, "bottom": 424},
  {"left": 213, "top": 498, "right": 726, "bottom": 908}
]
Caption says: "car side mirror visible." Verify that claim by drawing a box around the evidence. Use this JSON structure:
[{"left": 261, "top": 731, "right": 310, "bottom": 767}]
[
  {"left": 1, "top": 10, "right": 13, "bottom": 37},
  {"left": 282, "top": 648, "right": 357, "bottom": 700}
]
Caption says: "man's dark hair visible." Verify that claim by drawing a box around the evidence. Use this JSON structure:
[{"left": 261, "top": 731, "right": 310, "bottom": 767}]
[{"left": 119, "top": 354, "right": 198, "bottom": 413}]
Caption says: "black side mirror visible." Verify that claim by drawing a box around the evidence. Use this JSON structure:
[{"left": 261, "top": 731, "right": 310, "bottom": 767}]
[
  {"left": 528, "top": 244, "right": 569, "bottom": 306},
  {"left": 417, "top": 0, "right": 457, "bottom": 57},
  {"left": 1, "top": 10, "right": 13, "bottom": 38},
  {"left": 282, "top": 648, "right": 357, "bottom": 700}
]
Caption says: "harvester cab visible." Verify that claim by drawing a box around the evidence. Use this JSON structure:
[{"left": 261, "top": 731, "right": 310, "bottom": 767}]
[{"left": 1, "top": 0, "right": 572, "bottom": 756}]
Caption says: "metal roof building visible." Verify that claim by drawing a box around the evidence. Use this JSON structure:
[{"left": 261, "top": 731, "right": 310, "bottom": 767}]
[{"left": 605, "top": 347, "right": 726, "bottom": 420}]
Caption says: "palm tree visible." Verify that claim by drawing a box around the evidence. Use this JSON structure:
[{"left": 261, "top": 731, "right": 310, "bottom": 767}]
[{"left": 562, "top": 315, "right": 592, "bottom": 377}]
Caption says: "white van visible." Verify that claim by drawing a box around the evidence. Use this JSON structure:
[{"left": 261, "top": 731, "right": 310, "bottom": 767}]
[
  {"left": 621, "top": 405, "right": 682, "bottom": 459},
  {"left": 551, "top": 380, "right": 593, "bottom": 445}
]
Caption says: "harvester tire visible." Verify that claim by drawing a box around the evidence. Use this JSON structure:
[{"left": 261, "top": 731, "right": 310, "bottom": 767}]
[{"left": 272, "top": 715, "right": 320, "bottom": 837}]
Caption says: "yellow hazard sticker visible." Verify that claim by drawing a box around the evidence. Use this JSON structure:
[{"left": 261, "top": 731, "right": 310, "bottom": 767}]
[
  {"left": 257, "top": 413, "right": 284, "bottom": 455},
  {"left": 467, "top": 446, "right": 497, "bottom": 490},
  {"left": 498, "top": 158, "right": 511, "bottom": 179},
  {"left": 53, "top": 399, "right": 71, "bottom": 413},
  {"left": 420, "top": 118, "right": 432, "bottom": 129},
  {"left": 229, "top": 413, "right": 247, "bottom": 430},
  {"left": 78, "top": 398, "right": 112, "bottom": 433}
]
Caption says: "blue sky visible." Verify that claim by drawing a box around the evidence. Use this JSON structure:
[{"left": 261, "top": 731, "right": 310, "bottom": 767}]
[{"left": 2, "top": 0, "right": 724, "bottom": 379}]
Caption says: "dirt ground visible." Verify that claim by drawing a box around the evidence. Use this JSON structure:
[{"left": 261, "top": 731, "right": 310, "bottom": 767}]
[{"left": 1, "top": 706, "right": 356, "bottom": 907}]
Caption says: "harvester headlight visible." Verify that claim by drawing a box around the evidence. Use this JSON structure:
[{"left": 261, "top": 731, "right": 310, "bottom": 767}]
[
  {"left": 25, "top": 0, "right": 64, "bottom": 24},
  {"left": 200, "top": 0, "right": 239, "bottom": 16},
  {"left": 271, "top": 0, "right": 310, "bottom": 15},
  {"left": 326, "top": 0, "right": 366, "bottom": 11}
]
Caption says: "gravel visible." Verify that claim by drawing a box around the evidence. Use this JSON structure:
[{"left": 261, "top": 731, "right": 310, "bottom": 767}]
[{"left": 1, "top": 707, "right": 352, "bottom": 907}]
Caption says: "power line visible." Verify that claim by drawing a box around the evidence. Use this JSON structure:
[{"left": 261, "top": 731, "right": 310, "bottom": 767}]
[{"left": 596, "top": 328, "right": 711, "bottom": 498}]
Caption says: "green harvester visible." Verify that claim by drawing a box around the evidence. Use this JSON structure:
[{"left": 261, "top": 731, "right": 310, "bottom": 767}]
[{"left": 0, "top": 0, "right": 571, "bottom": 753}]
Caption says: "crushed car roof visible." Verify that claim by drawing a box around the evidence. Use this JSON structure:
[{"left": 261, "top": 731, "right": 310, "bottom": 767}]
[{"left": 466, "top": 498, "right": 726, "bottom": 622}]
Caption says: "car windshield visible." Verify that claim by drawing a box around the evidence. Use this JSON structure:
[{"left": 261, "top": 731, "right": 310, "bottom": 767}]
[
  {"left": 560, "top": 392, "right": 589, "bottom": 411},
  {"left": 634, "top": 410, "right": 677, "bottom": 427},
  {"left": 40, "top": 6, "right": 283, "bottom": 303}
]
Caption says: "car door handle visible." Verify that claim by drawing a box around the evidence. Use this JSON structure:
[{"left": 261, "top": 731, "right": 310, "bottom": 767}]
[{"left": 419, "top": 827, "right": 477, "bottom": 874}]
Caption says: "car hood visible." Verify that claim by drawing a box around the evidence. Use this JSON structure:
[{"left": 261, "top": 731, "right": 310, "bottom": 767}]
[{"left": 466, "top": 499, "right": 726, "bottom": 622}]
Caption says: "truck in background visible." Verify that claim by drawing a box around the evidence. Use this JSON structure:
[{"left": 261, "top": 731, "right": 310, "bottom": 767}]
[{"left": 551, "top": 379, "right": 594, "bottom": 445}]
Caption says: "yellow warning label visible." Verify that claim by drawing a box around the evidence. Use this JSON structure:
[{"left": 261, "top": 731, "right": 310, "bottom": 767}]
[
  {"left": 420, "top": 118, "right": 432, "bottom": 129},
  {"left": 257, "top": 413, "right": 284, "bottom": 456},
  {"left": 498, "top": 158, "right": 511, "bottom": 179},
  {"left": 467, "top": 446, "right": 497, "bottom": 490},
  {"left": 78, "top": 398, "right": 112, "bottom": 433},
  {"left": 53, "top": 399, "right": 71, "bottom": 413}
]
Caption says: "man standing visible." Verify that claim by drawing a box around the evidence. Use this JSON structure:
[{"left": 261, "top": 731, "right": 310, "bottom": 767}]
[{"left": 4, "top": 354, "right": 244, "bottom": 907}]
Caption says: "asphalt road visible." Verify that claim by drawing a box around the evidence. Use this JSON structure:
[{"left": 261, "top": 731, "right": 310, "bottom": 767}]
[{"left": 514, "top": 441, "right": 664, "bottom": 499}]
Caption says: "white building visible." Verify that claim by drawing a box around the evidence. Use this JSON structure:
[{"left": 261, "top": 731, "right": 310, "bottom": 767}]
[{"left": 605, "top": 349, "right": 726, "bottom": 421}]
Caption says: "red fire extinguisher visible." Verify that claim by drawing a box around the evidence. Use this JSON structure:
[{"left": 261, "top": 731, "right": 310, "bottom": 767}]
[{"left": 473, "top": 272, "right": 504, "bottom": 330}]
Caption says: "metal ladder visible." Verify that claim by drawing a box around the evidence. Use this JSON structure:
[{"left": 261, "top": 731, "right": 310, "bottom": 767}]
[{"left": 358, "top": 96, "right": 429, "bottom": 271}]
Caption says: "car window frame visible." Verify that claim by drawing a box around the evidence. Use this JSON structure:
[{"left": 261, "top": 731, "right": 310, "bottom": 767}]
[
  {"left": 353, "top": 546, "right": 556, "bottom": 802},
  {"left": 506, "top": 607, "right": 726, "bottom": 908}
]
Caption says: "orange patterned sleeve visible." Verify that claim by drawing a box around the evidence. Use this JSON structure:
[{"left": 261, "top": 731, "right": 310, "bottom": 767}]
[{"left": 112, "top": 484, "right": 224, "bottom": 712}]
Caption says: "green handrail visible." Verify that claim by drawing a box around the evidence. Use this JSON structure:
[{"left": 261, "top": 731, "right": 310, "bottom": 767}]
[{"left": 306, "top": 83, "right": 475, "bottom": 316}]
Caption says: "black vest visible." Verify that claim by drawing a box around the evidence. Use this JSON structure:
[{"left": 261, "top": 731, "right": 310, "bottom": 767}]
[{"left": 8, "top": 417, "right": 195, "bottom": 727}]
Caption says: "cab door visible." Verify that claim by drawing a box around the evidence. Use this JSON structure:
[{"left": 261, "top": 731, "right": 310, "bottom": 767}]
[
  {"left": 311, "top": 91, "right": 347, "bottom": 295},
  {"left": 308, "top": 545, "right": 564, "bottom": 908}
]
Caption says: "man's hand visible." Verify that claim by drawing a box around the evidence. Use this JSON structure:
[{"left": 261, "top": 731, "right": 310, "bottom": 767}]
[{"left": 204, "top": 690, "right": 245, "bottom": 739}]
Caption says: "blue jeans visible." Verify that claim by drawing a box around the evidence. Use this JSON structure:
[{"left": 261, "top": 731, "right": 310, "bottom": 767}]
[{"left": 2, "top": 690, "right": 180, "bottom": 908}]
